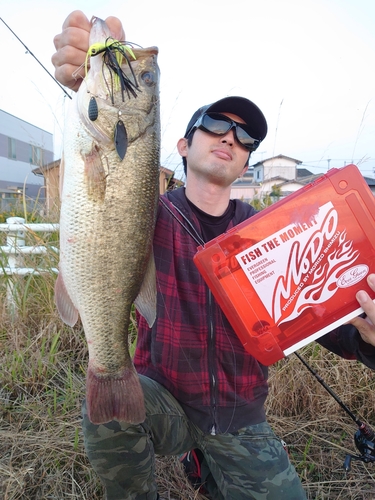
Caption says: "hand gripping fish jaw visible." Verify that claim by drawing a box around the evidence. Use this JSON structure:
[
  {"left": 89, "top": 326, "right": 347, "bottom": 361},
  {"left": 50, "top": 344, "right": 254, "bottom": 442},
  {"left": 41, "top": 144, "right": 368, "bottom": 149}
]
[{"left": 85, "top": 36, "right": 142, "bottom": 160}]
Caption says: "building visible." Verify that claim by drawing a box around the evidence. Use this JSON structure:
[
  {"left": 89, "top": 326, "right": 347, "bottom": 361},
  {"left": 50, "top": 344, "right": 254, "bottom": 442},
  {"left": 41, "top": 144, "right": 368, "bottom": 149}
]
[
  {"left": 231, "top": 154, "right": 375, "bottom": 202},
  {"left": 33, "top": 161, "right": 185, "bottom": 219},
  {"left": 159, "top": 166, "right": 185, "bottom": 193},
  {"left": 231, "top": 154, "right": 315, "bottom": 202},
  {"left": 0, "top": 109, "right": 54, "bottom": 211},
  {"left": 253, "top": 154, "right": 303, "bottom": 183},
  {"left": 363, "top": 175, "right": 375, "bottom": 195}
]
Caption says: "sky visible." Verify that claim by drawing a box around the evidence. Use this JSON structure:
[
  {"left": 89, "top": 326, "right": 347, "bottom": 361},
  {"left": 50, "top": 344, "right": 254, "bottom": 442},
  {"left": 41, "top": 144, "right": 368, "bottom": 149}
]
[{"left": 1, "top": 0, "right": 375, "bottom": 180}]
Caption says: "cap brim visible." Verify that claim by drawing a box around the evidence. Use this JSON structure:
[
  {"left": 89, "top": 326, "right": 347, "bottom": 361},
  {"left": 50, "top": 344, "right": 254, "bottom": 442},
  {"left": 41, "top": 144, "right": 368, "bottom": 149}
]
[{"left": 205, "top": 96, "right": 267, "bottom": 141}]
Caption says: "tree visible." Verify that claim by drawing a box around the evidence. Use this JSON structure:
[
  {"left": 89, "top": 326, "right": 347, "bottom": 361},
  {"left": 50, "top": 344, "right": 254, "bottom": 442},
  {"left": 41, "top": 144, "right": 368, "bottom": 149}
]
[{"left": 250, "top": 184, "right": 282, "bottom": 210}]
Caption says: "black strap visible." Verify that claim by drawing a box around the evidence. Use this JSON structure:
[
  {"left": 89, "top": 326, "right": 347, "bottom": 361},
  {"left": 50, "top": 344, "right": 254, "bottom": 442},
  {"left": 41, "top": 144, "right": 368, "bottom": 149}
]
[{"left": 159, "top": 197, "right": 205, "bottom": 247}]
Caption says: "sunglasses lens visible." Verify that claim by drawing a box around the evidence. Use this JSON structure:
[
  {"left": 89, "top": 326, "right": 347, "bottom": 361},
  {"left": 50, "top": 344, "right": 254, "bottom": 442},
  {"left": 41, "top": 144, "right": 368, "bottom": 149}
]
[
  {"left": 235, "top": 126, "right": 254, "bottom": 147},
  {"left": 201, "top": 114, "right": 231, "bottom": 135},
  {"left": 200, "top": 113, "right": 257, "bottom": 150}
]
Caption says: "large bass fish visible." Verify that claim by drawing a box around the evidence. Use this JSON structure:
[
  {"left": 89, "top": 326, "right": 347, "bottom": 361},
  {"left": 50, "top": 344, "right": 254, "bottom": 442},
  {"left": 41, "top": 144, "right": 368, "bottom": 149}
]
[{"left": 55, "top": 17, "right": 160, "bottom": 424}]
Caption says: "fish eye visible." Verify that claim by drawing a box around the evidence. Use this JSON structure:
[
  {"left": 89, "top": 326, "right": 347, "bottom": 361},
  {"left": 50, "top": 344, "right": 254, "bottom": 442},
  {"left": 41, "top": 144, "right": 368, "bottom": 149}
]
[{"left": 141, "top": 71, "right": 155, "bottom": 86}]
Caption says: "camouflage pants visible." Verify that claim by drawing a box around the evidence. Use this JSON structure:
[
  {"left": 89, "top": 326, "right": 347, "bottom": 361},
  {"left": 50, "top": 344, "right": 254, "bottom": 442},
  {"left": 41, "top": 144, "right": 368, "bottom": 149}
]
[{"left": 82, "top": 375, "right": 306, "bottom": 500}]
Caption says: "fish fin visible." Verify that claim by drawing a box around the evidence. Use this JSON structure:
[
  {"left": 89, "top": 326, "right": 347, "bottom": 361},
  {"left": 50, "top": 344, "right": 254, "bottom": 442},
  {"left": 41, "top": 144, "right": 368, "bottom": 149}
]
[
  {"left": 86, "top": 364, "right": 146, "bottom": 425},
  {"left": 134, "top": 251, "right": 157, "bottom": 327},
  {"left": 54, "top": 273, "right": 79, "bottom": 327},
  {"left": 83, "top": 145, "right": 107, "bottom": 201}
]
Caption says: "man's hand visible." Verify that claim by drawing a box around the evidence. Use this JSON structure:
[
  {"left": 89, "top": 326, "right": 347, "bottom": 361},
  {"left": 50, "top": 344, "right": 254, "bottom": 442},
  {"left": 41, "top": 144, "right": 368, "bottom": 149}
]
[
  {"left": 51, "top": 10, "right": 125, "bottom": 92},
  {"left": 349, "top": 274, "right": 375, "bottom": 347}
]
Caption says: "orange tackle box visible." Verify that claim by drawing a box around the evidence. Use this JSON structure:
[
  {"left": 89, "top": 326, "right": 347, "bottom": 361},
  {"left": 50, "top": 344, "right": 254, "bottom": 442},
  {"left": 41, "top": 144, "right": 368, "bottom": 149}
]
[{"left": 194, "top": 164, "right": 375, "bottom": 365}]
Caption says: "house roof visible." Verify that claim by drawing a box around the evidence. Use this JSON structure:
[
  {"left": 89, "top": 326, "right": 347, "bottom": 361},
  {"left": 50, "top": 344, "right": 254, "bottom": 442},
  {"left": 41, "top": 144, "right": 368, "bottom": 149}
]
[
  {"left": 32, "top": 160, "right": 60, "bottom": 175},
  {"left": 231, "top": 180, "right": 260, "bottom": 188},
  {"left": 260, "top": 176, "right": 308, "bottom": 187},
  {"left": 296, "top": 167, "right": 315, "bottom": 178},
  {"left": 252, "top": 154, "right": 303, "bottom": 167},
  {"left": 363, "top": 176, "right": 375, "bottom": 186}
]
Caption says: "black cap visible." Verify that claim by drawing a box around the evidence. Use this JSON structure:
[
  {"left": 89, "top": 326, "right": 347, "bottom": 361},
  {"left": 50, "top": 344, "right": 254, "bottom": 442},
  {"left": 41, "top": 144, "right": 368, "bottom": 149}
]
[{"left": 184, "top": 96, "right": 267, "bottom": 142}]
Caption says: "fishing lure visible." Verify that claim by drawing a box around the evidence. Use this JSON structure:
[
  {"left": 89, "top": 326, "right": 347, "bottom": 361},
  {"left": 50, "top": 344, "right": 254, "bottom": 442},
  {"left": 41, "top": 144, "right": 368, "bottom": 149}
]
[
  {"left": 86, "top": 38, "right": 139, "bottom": 159},
  {"left": 86, "top": 39, "right": 139, "bottom": 103},
  {"left": 88, "top": 96, "right": 99, "bottom": 121}
]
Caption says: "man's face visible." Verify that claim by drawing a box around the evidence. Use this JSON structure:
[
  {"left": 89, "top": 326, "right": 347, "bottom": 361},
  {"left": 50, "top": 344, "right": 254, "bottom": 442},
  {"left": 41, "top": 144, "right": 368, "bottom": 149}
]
[{"left": 179, "top": 112, "right": 250, "bottom": 186}]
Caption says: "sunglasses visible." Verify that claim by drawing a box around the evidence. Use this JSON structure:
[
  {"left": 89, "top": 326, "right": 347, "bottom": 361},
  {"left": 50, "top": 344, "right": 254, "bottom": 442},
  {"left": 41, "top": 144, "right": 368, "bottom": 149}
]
[{"left": 187, "top": 112, "right": 260, "bottom": 151}]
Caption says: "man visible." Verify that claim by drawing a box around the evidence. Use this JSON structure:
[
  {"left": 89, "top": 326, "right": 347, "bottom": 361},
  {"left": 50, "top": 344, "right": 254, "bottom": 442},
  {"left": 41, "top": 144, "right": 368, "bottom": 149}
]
[{"left": 53, "top": 11, "right": 375, "bottom": 500}]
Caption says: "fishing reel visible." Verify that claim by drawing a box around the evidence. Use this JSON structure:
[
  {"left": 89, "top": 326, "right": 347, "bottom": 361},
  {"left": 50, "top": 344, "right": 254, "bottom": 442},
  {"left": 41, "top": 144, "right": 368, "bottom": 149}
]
[
  {"left": 343, "top": 422, "right": 375, "bottom": 472},
  {"left": 295, "top": 352, "right": 375, "bottom": 473}
]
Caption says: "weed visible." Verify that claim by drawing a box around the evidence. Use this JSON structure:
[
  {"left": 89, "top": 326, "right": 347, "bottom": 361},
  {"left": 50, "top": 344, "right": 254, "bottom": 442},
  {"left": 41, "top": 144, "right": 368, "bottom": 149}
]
[{"left": 1, "top": 212, "right": 375, "bottom": 499}]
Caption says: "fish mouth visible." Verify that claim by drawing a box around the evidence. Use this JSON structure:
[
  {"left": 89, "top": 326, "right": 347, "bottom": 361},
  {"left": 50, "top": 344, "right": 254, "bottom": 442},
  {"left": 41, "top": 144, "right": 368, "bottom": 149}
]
[
  {"left": 89, "top": 17, "right": 159, "bottom": 57},
  {"left": 132, "top": 46, "right": 159, "bottom": 57},
  {"left": 77, "top": 18, "right": 160, "bottom": 147},
  {"left": 89, "top": 16, "right": 112, "bottom": 40}
]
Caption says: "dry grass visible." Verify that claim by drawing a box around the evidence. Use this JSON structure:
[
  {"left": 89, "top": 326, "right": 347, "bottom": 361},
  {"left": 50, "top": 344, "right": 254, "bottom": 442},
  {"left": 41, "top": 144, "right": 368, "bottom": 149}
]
[
  {"left": 1, "top": 225, "right": 375, "bottom": 499},
  {"left": 267, "top": 346, "right": 375, "bottom": 499},
  {"left": 0, "top": 315, "right": 208, "bottom": 500}
]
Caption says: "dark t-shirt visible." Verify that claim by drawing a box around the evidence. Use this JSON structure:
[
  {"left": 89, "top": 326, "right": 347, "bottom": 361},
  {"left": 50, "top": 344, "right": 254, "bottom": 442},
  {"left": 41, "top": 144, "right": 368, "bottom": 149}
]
[{"left": 186, "top": 198, "right": 235, "bottom": 242}]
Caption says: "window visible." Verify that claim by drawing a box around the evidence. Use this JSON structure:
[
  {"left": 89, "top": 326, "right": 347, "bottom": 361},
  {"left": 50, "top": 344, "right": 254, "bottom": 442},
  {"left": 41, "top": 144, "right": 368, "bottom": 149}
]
[
  {"left": 30, "top": 145, "right": 43, "bottom": 166},
  {"left": 8, "top": 137, "right": 16, "bottom": 160}
]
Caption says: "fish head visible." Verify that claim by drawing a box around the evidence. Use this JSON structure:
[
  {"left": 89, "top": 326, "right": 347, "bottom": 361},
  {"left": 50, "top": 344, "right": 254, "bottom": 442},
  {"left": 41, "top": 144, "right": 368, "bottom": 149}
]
[
  {"left": 77, "top": 17, "right": 160, "bottom": 151},
  {"left": 115, "top": 46, "right": 160, "bottom": 144}
]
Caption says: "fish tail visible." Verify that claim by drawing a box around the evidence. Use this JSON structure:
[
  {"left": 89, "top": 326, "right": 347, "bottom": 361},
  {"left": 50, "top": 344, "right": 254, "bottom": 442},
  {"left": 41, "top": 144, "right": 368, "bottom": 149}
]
[{"left": 86, "top": 365, "right": 146, "bottom": 425}]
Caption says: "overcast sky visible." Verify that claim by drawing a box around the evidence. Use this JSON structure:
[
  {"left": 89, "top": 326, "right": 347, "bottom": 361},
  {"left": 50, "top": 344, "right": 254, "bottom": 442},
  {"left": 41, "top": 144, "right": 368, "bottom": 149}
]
[{"left": 1, "top": 0, "right": 374, "bottom": 180}]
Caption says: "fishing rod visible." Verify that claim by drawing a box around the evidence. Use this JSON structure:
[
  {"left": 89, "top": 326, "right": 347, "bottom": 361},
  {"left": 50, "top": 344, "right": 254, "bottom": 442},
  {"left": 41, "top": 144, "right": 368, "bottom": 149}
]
[
  {"left": 295, "top": 351, "right": 375, "bottom": 471},
  {"left": 0, "top": 17, "right": 72, "bottom": 99}
]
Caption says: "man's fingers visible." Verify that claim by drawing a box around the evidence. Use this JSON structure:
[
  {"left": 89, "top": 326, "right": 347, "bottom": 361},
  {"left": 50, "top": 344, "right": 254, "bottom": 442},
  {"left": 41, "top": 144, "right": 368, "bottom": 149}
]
[
  {"left": 105, "top": 16, "right": 126, "bottom": 40},
  {"left": 62, "top": 10, "right": 91, "bottom": 31},
  {"left": 52, "top": 12, "right": 125, "bottom": 91}
]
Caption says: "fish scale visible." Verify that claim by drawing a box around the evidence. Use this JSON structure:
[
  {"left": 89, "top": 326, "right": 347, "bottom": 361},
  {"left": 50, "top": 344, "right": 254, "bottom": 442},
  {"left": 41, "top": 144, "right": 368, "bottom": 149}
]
[{"left": 55, "top": 17, "right": 160, "bottom": 424}]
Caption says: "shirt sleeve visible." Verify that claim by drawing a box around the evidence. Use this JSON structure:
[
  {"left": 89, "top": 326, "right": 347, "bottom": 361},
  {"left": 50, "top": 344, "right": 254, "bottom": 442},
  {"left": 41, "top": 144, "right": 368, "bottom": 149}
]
[{"left": 317, "top": 317, "right": 375, "bottom": 370}]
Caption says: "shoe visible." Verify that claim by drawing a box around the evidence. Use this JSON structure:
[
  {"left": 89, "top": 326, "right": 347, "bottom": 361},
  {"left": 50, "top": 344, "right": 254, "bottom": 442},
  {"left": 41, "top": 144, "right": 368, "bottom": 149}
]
[{"left": 180, "top": 449, "right": 204, "bottom": 489}]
